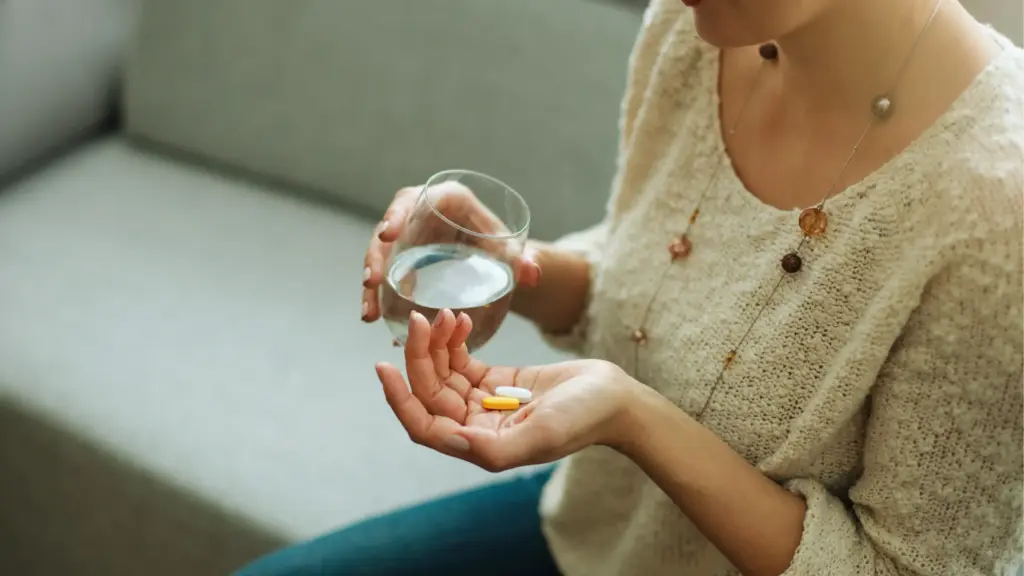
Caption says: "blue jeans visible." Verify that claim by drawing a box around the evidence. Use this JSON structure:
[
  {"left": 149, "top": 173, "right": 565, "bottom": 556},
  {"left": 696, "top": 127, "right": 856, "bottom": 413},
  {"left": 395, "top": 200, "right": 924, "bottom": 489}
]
[{"left": 235, "top": 467, "right": 561, "bottom": 576}]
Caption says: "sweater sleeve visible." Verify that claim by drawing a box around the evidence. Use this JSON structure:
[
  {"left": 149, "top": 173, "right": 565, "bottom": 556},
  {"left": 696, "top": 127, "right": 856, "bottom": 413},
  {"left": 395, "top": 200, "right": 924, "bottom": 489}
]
[
  {"left": 781, "top": 226, "right": 1023, "bottom": 575},
  {"left": 537, "top": 0, "right": 678, "bottom": 354}
]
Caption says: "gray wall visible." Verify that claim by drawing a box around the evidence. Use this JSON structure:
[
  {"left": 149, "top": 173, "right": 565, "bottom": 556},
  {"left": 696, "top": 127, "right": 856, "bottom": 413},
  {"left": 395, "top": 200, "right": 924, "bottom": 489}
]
[{"left": 963, "top": 0, "right": 1023, "bottom": 45}]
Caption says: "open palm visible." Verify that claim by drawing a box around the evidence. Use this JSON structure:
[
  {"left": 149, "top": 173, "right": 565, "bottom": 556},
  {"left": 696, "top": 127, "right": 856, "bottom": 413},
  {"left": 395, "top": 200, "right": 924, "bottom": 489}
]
[{"left": 376, "top": 310, "right": 627, "bottom": 471}]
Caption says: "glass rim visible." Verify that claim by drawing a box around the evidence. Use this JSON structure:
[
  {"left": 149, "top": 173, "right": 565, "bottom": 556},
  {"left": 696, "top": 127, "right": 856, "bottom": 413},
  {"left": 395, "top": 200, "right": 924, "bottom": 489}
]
[{"left": 420, "top": 169, "right": 531, "bottom": 241}]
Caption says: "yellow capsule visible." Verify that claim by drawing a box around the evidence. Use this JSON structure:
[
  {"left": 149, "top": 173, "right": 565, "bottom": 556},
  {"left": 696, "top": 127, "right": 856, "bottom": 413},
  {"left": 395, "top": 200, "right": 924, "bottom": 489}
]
[{"left": 482, "top": 396, "right": 520, "bottom": 411}]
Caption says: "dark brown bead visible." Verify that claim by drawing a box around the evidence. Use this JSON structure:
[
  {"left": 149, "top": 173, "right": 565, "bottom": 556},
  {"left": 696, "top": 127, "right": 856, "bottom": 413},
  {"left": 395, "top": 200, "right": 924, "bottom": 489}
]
[
  {"left": 781, "top": 252, "right": 803, "bottom": 274},
  {"left": 759, "top": 43, "right": 779, "bottom": 61}
]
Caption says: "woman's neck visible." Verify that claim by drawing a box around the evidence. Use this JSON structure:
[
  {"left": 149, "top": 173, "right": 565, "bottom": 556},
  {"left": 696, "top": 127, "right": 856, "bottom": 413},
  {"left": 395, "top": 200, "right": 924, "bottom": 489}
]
[{"left": 773, "top": 0, "right": 983, "bottom": 114}]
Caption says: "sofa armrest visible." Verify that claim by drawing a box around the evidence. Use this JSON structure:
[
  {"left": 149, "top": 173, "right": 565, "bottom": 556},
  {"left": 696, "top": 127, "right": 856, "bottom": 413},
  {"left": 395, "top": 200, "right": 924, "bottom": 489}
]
[{"left": 0, "top": 0, "right": 138, "bottom": 183}]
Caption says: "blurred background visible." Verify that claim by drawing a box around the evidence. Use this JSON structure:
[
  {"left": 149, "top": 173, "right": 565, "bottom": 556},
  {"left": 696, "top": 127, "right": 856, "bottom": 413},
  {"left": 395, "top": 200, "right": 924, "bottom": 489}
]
[{"left": 0, "top": 1, "right": 1020, "bottom": 574}]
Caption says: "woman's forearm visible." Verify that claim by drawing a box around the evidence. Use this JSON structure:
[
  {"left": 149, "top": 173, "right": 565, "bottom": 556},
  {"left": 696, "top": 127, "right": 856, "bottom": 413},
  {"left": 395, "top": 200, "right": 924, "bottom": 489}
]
[
  {"left": 510, "top": 241, "right": 591, "bottom": 335},
  {"left": 613, "top": 383, "right": 807, "bottom": 576}
]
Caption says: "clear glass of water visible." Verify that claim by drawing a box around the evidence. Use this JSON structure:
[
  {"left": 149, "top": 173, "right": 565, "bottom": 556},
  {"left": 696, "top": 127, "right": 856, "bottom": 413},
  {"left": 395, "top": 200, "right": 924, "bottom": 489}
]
[{"left": 380, "top": 169, "right": 530, "bottom": 352}]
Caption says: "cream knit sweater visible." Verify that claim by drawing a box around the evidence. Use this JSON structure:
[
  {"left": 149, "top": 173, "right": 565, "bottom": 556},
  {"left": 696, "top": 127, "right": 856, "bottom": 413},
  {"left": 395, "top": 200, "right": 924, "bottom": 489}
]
[{"left": 536, "top": 3, "right": 1024, "bottom": 575}]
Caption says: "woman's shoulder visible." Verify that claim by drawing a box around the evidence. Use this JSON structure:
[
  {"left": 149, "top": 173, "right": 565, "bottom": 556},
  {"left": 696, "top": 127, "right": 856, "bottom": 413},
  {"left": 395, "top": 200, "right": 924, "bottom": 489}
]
[
  {"left": 939, "top": 38, "right": 1024, "bottom": 173},
  {"left": 901, "top": 43, "right": 1023, "bottom": 246},
  {"left": 635, "top": 0, "right": 705, "bottom": 68},
  {"left": 619, "top": 3, "right": 709, "bottom": 147},
  {"left": 855, "top": 45, "right": 1023, "bottom": 292}
]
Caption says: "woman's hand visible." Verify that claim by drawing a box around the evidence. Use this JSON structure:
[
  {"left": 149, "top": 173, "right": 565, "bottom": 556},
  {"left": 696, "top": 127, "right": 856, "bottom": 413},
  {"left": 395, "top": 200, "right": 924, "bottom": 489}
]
[
  {"left": 375, "top": 309, "right": 635, "bottom": 471},
  {"left": 361, "top": 183, "right": 540, "bottom": 322}
]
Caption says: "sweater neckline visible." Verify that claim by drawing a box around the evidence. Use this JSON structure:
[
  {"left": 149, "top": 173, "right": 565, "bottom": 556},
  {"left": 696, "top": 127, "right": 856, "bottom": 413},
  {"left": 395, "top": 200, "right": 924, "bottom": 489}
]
[{"left": 703, "top": 27, "right": 1017, "bottom": 216}]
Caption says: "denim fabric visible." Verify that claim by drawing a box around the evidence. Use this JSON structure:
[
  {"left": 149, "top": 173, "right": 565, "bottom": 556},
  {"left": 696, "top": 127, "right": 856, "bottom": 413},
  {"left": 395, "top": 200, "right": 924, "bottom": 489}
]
[{"left": 235, "top": 467, "right": 560, "bottom": 576}]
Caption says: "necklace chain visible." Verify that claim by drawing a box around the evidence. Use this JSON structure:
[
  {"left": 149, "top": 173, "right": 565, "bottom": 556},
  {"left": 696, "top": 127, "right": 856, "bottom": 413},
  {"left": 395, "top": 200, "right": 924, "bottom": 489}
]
[{"left": 628, "top": 0, "right": 947, "bottom": 421}]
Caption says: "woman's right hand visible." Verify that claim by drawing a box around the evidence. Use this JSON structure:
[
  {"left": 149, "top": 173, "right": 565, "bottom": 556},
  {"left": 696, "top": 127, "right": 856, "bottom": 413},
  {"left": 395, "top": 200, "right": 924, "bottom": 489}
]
[{"left": 361, "top": 184, "right": 541, "bottom": 323}]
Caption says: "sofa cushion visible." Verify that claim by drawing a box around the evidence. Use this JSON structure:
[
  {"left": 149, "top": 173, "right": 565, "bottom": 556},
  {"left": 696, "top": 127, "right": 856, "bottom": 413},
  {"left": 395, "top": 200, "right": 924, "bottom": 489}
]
[
  {"left": 0, "top": 137, "right": 568, "bottom": 542},
  {"left": 123, "top": 0, "right": 643, "bottom": 241}
]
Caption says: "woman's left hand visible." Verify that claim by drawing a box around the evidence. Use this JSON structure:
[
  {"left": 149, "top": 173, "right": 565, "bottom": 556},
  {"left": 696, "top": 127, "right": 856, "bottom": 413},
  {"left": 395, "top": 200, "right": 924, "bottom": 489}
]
[{"left": 375, "top": 309, "right": 635, "bottom": 471}]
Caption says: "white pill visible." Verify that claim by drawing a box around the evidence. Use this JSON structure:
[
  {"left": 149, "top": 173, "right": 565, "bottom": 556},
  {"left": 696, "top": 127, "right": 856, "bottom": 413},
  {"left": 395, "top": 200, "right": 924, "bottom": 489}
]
[{"left": 495, "top": 386, "right": 532, "bottom": 403}]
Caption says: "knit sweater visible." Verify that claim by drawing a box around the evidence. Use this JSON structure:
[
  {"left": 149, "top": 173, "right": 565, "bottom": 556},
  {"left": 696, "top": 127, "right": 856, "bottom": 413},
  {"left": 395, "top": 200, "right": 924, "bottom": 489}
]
[{"left": 536, "top": 3, "right": 1024, "bottom": 576}]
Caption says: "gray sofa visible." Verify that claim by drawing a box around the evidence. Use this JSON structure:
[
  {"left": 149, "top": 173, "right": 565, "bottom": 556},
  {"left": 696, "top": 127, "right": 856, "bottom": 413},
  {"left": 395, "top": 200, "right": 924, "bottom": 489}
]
[
  {"left": 0, "top": 1, "right": 1019, "bottom": 575},
  {"left": 0, "top": 1, "right": 641, "bottom": 573}
]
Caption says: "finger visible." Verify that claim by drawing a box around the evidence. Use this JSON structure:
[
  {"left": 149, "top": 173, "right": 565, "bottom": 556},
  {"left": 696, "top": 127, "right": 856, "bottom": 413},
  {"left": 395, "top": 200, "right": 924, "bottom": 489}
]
[
  {"left": 362, "top": 287, "right": 377, "bottom": 322},
  {"left": 377, "top": 363, "right": 467, "bottom": 455},
  {"left": 377, "top": 207, "right": 405, "bottom": 243},
  {"left": 377, "top": 362, "right": 432, "bottom": 440},
  {"left": 449, "top": 312, "right": 472, "bottom": 350},
  {"left": 430, "top": 185, "right": 507, "bottom": 247},
  {"left": 465, "top": 205, "right": 510, "bottom": 238},
  {"left": 448, "top": 313, "right": 489, "bottom": 385},
  {"left": 407, "top": 312, "right": 469, "bottom": 421},
  {"left": 429, "top": 309, "right": 457, "bottom": 379},
  {"left": 378, "top": 188, "right": 418, "bottom": 243},
  {"left": 364, "top": 232, "right": 392, "bottom": 289},
  {"left": 365, "top": 188, "right": 418, "bottom": 286},
  {"left": 513, "top": 246, "right": 541, "bottom": 289},
  {"left": 405, "top": 312, "right": 440, "bottom": 399},
  {"left": 436, "top": 310, "right": 473, "bottom": 399}
]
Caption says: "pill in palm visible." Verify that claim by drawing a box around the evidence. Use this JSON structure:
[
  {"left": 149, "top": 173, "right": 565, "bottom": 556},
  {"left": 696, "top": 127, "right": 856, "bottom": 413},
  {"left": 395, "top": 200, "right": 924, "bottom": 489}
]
[
  {"left": 482, "top": 396, "right": 520, "bottom": 411},
  {"left": 495, "top": 386, "right": 532, "bottom": 403}
]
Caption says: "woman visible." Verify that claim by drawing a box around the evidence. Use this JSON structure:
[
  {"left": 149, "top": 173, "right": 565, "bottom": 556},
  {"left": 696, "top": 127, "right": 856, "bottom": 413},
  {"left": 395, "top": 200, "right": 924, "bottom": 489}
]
[{"left": 240, "top": 0, "right": 1022, "bottom": 574}]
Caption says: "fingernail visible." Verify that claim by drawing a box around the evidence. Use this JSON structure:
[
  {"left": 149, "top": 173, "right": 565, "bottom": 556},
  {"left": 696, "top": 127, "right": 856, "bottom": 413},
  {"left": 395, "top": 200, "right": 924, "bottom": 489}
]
[
  {"left": 377, "top": 221, "right": 390, "bottom": 238},
  {"left": 361, "top": 301, "right": 369, "bottom": 320},
  {"left": 522, "top": 266, "right": 538, "bottom": 288},
  {"left": 362, "top": 266, "right": 371, "bottom": 285},
  {"left": 443, "top": 435, "right": 470, "bottom": 452}
]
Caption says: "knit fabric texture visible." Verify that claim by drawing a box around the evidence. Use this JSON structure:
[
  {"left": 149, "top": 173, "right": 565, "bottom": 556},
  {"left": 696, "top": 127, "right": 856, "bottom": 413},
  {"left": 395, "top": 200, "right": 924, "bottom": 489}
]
[{"left": 537, "top": 3, "right": 1024, "bottom": 575}]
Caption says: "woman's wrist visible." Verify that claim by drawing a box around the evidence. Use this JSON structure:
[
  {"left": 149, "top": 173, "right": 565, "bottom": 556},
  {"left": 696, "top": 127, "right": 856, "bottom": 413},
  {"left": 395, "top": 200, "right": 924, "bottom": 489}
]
[
  {"left": 600, "top": 370, "right": 680, "bottom": 456},
  {"left": 510, "top": 241, "right": 591, "bottom": 334}
]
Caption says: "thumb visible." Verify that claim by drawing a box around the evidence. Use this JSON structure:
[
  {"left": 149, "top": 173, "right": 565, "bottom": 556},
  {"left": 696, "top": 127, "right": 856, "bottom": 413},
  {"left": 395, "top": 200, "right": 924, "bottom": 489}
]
[
  {"left": 514, "top": 244, "right": 541, "bottom": 288},
  {"left": 458, "top": 418, "right": 554, "bottom": 472}
]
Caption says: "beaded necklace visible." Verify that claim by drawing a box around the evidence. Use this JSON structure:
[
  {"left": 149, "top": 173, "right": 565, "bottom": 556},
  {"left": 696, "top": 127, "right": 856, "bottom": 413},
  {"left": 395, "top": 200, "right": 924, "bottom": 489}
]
[{"left": 628, "top": 0, "right": 947, "bottom": 420}]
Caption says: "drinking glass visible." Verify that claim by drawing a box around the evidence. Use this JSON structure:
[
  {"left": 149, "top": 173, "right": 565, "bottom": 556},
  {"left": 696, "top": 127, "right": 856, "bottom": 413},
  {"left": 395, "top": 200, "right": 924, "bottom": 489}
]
[{"left": 379, "top": 169, "right": 530, "bottom": 352}]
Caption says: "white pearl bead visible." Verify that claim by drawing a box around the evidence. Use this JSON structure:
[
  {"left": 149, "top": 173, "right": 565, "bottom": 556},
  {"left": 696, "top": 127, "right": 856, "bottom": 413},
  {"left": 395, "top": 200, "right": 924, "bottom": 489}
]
[{"left": 871, "top": 95, "right": 893, "bottom": 120}]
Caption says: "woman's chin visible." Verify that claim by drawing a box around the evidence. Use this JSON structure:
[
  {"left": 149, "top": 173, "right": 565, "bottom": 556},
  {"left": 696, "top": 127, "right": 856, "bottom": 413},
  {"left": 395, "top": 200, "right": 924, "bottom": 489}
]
[
  {"left": 692, "top": 15, "right": 738, "bottom": 49},
  {"left": 692, "top": 7, "right": 768, "bottom": 49}
]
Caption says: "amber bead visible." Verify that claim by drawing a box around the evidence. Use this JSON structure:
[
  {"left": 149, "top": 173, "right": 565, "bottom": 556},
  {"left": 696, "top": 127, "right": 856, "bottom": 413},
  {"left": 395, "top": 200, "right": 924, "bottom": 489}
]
[
  {"left": 759, "top": 43, "right": 779, "bottom": 61},
  {"left": 781, "top": 252, "right": 803, "bottom": 274},
  {"left": 799, "top": 207, "right": 829, "bottom": 238},
  {"left": 668, "top": 235, "right": 693, "bottom": 261},
  {"left": 724, "top": 350, "right": 737, "bottom": 368},
  {"left": 631, "top": 329, "right": 648, "bottom": 346},
  {"left": 688, "top": 209, "right": 701, "bottom": 225}
]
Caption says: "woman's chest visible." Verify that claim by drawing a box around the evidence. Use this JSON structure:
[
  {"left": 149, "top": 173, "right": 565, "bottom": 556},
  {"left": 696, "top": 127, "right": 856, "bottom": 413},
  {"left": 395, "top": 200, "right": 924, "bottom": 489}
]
[{"left": 585, "top": 167, "right": 921, "bottom": 472}]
